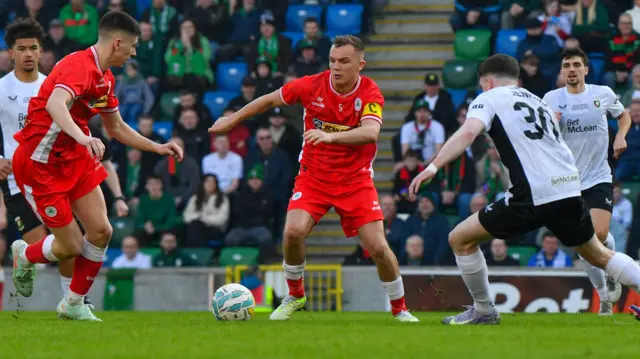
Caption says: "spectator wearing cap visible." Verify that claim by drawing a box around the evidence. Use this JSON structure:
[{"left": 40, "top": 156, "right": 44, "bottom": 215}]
[
  {"left": 247, "top": 13, "right": 293, "bottom": 76},
  {"left": 165, "top": 19, "right": 214, "bottom": 94},
  {"left": 603, "top": 13, "right": 639, "bottom": 90},
  {"left": 293, "top": 39, "right": 325, "bottom": 78},
  {"left": 516, "top": 17, "right": 561, "bottom": 77},
  {"left": 254, "top": 55, "right": 284, "bottom": 101},
  {"left": 154, "top": 136, "right": 201, "bottom": 212},
  {"left": 202, "top": 134, "right": 243, "bottom": 193},
  {"left": 501, "top": 0, "right": 542, "bottom": 29},
  {"left": 173, "top": 91, "right": 214, "bottom": 132},
  {"left": 135, "top": 21, "right": 164, "bottom": 93},
  {"left": 449, "top": 0, "right": 501, "bottom": 36},
  {"left": 571, "top": 0, "right": 610, "bottom": 54},
  {"left": 519, "top": 53, "right": 551, "bottom": 98},
  {"left": 59, "top": 0, "right": 99, "bottom": 46},
  {"left": 405, "top": 73, "right": 455, "bottom": 135},
  {"left": 296, "top": 17, "right": 332, "bottom": 62},
  {"left": 229, "top": 76, "right": 260, "bottom": 132},
  {"left": 537, "top": 0, "right": 572, "bottom": 47},
  {"left": 404, "top": 193, "right": 450, "bottom": 266},
  {"left": 115, "top": 59, "right": 155, "bottom": 125},
  {"left": 217, "top": 0, "right": 263, "bottom": 62},
  {"left": 210, "top": 107, "right": 251, "bottom": 158},
  {"left": 225, "top": 164, "right": 275, "bottom": 264},
  {"left": 142, "top": 0, "right": 179, "bottom": 46},
  {"left": 268, "top": 106, "right": 302, "bottom": 174},
  {"left": 400, "top": 99, "right": 446, "bottom": 164},
  {"left": 44, "top": 18, "right": 81, "bottom": 62}
]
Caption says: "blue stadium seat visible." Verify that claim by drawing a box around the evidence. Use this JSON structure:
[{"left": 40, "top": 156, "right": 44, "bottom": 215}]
[
  {"left": 587, "top": 58, "right": 605, "bottom": 85},
  {"left": 286, "top": 5, "right": 323, "bottom": 32},
  {"left": 103, "top": 248, "right": 122, "bottom": 268},
  {"left": 0, "top": 30, "right": 6, "bottom": 50},
  {"left": 203, "top": 91, "right": 238, "bottom": 119},
  {"left": 282, "top": 31, "right": 305, "bottom": 49},
  {"left": 588, "top": 52, "right": 605, "bottom": 59},
  {"left": 495, "top": 29, "right": 526, "bottom": 58},
  {"left": 447, "top": 88, "right": 468, "bottom": 110},
  {"left": 136, "top": 0, "right": 152, "bottom": 19},
  {"left": 326, "top": 5, "right": 364, "bottom": 35},
  {"left": 216, "top": 62, "right": 248, "bottom": 92},
  {"left": 324, "top": 30, "right": 342, "bottom": 41},
  {"left": 154, "top": 121, "right": 173, "bottom": 141}
]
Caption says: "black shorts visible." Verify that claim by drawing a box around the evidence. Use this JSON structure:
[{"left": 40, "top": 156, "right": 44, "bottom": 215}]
[
  {"left": 4, "top": 193, "right": 43, "bottom": 234},
  {"left": 581, "top": 182, "right": 614, "bottom": 213},
  {"left": 478, "top": 196, "right": 595, "bottom": 247}
]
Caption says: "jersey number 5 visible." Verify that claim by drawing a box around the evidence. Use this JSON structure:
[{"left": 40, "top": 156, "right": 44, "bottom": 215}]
[{"left": 513, "top": 102, "right": 559, "bottom": 141}]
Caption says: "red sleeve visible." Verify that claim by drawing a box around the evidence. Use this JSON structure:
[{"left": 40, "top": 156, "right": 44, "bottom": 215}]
[
  {"left": 53, "top": 60, "right": 91, "bottom": 99},
  {"left": 100, "top": 72, "right": 119, "bottom": 113},
  {"left": 360, "top": 85, "right": 384, "bottom": 124},
  {"left": 279, "top": 77, "right": 307, "bottom": 105}
]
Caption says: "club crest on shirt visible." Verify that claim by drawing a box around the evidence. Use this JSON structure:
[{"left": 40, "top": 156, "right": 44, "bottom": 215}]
[
  {"left": 594, "top": 99, "right": 600, "bottom": 108},
  {"left": 88, "top": 95, "right": 108, "bottom": 108},
  {"left": 355, "top": 98, "right": 362, "bottom": 111},
  {"left": 14, "top": 216, "right": 24, "bottom": 231},
  {"left": 312, "top": 118, "right": 351, "bottom": 133}
]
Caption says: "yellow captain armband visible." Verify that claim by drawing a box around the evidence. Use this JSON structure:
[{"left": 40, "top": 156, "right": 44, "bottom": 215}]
[{"left": 362, "top": 102, "right": 382, "bottom": 118}]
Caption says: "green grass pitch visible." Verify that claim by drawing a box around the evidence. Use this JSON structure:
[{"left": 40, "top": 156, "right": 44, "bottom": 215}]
[{"left": 0, "top": 311, "right": 638, "bottom": 358}]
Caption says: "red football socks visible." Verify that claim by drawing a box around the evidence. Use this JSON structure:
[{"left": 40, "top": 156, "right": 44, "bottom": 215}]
[
  {"left": 287, "top": 278, "right": 305, "bottom": 298},
  {"left": 25, "top": 238, "right": 50, "bottom": 264},
  {"left": 69, "top": 255, "right": 103, "bottom": 296},
  {"left": 390, "top": 297, "right": 408, "bottom": 316}
]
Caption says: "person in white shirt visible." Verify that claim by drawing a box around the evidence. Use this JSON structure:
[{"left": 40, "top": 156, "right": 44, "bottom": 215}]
[
  {"left": 543, "top": 47, "right": 631, "bottom": 315},
  {"left": 612, "top": 181, "right": 633, "bottom": 252},
  {"left": 626, "top": 0, "right": 640, "bottom": 34},
  {"left": 400, "top": 99, "right": 445, "bottom": 164},
  {"left": 201, "top": 135, "right": 243, "bottom": 193},
  {"left": 111, "top": 236, "right": 152, "bottom": 269}
]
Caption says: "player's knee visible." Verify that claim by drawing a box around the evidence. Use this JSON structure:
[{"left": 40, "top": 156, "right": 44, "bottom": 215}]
[
  {"left": 283, "top": 225, "right": 307, "bottom": 243},
  {"left": 91, "top": 222, "right": 113, "bottom": 246},
  {"left": 367, "top": 240, "right": 390, "bottom": 260},
  {"left": 595, "top": 228, "right": 609, "bottom": 243}
]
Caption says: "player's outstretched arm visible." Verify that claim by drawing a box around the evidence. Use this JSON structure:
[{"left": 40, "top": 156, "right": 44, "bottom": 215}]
[
  {"left": 614, "top": 109, "right": 631, "bottom": 159},
  {"left": 408, "top": 118, "right": 485, "bottom": 198},
  {"left": 208, "top": 90, "right": 285, "bottom": 134},
  {"left": 47, "top": 88, "right": 105, "bottom": 159},
  {"left": 101, "top": 111, "right": 183, "bottom": 161}
]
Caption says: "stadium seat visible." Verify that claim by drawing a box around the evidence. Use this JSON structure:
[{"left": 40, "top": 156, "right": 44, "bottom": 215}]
[
  {"left": 136, "top": 0, "right": 151, "bottom": 19},
  {"left": 110, "top": 217, "right": 135, "bottom": 248},
  {"left": 443, "top": 59, "right": 480, "bottom": 89},
  {"left": 282, "top": 31, "right": 305, "bottom": 49},
  {"left": 183, "top": 248, "right": 214, "bottom": 266},
  {"left": 454, "top": 29, "right": 492, "bottom": 61},
  {"left": 103, "top": 248, "right": 123, "bottom": 268},
  {"left": 0, "top": 30, "right": 6, "bottom": 50},
  {"left": 507, "top": 246, "right": 537, "bottom": 266},
  {"left": 326, "top": 4, "right": 364, "bottom": 35},
  {"left": 139, "top": 247, "right": 161, "bottom": 258},
  {"left": 495, "top": 29, "right": 526, "bottom": 58},
  {"left": 216, "top": 62, "right": 248, "bottom": 92},
  {"left": 447, "top": 88, "right": 468, "bottom": 110},
  {"left": 203, "top": 91, "right": 238, "bottom": 119},
  {"left": 218, "top": 247, "right": 259, "bottom": 266},
  {"left": 587, "top": 58, "right": 604, "bottom": 85},
  {"left": 159, "top": 92, "right": 180, "bottom": 122},
  {"left": 286, "top": 5, "right": 323, "bottom": 32},
  {"left": 588, "top": 52, "right": 605, "bottom": 59},
  {"left": 153, "top": 121, "right": 173, "bottom": 141}
]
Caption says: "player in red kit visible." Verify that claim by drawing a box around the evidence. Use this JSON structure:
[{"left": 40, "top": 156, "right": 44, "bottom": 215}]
[
  {"left": 10, "top": 11, "right": 182, "bottom": 321},
  {"left": 209, "top": 36, "right": 418, "bottom": 322}
]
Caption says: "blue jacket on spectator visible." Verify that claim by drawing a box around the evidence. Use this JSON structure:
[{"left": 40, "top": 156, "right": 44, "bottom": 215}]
[
  {"left": 454, "top": 0, "right": 501, "bottom": 14},
  {"left": 404, "top": 212, "right": 450, "bottom": 265},
  {"left": 516, "top": 34, "right": 560, "bottom": 77},
  {"left": 621, "top": 124, "right": 640, "bottom": 161},
  {"left": 385, "top": 217, "right": 407, "bottom": 255},
  {"left": 244, "top": 147, "right": 291, "bottom": 203},
  {"left": 228, "top": 8, "right": 263, "bottom": 44}
]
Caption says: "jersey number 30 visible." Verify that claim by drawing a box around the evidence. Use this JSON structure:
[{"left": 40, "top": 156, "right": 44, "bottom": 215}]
[{"left": 513, "top": 102, "right": 559, "bottom": 141}]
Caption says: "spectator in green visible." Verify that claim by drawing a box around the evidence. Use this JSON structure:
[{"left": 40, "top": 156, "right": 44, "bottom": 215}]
[
  {"left": 135, "top": 175, "right": 178, "bottom": 246},
  {"left": 153, "top": 232, "right": 196, "bottom": 267},
  {"left": 246, "top": 13, "right": 293, "bottom": 75},
  {"left": 142, "top": 0, "right": 179, "bottom": 45},
  {"left": 135, "top": 21, "right": 164, "bottom": 93},
  {"left": 571, "top": 0, "right": 610, "bottom": 54},
  {"left": 165, "top": 19, "right": 213, "bottom": 93},
  {"left": 59, "top": 0, "right": 99, "bottom": 46}
]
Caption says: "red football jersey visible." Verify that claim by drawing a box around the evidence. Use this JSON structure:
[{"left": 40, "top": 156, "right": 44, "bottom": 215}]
[
  {"left": 279, "top": 71, "right": 384, "bottom": 183},
  {"left": 15, "top": 46, "right": 119, "bottom": 164}
]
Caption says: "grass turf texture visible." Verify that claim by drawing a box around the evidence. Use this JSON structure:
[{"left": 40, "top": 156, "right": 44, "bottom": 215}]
[{"left": 0, "top": 312, "right": 638, "bottom": 358}]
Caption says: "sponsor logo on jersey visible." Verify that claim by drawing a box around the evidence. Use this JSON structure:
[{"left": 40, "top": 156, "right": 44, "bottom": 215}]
[
  {"left": 559, "top": 104, "right": 567, "bottom": 109},
  {"left": 312, "top": 118, "right": 351, "bottom": 133},
  {"left": 571, "top": 104, "right": 588, "bottom": 111},
  {"left": 550, "top": 172, "right": 579, "bottom": 186},
  {"left": 566, "top": 118, "right": 598, "bottom": 134},
  {"left": 594, "top": 99, "right": 600, "bottom": 108},
  {"left": 88, "top": 95, "right": 108, "bottom": 108},
  {"left": 362, "top": 103, "right": 382, "bottom": 118},
  {"left": 7, "top": 95, "right": 17, "bottom": 103}
]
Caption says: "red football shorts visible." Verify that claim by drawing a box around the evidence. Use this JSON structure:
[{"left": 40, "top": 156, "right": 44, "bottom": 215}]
[
  {"left": 12, "top": 145, "right": 108, "bottom": 228},
  {"left": 287, "top": 173, "right": 384, "bottom": 237}
]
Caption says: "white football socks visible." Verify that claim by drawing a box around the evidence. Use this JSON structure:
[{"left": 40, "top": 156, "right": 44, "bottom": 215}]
[
  {"left": 605, "top": 252, "right": 640, "bottom": 293},
  {"left": 455, "top": 249, "right": 493, "bottom": 315},
  {"left": 60, "top": 275, "right": 72, "bottom": 296},
  {"left": 604, "top": 233, "right": 616, "bottom": 251},
  {"left": 582, "top": 259, "right": 608, "bottom": 301},
  {"left": 381, "top": 276, "right": 405, "bottom": 301}
]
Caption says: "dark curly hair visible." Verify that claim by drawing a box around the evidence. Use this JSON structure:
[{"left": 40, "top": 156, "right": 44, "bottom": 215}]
[{"left": 4, "top": 17, "right": 46, "bottom": 49}]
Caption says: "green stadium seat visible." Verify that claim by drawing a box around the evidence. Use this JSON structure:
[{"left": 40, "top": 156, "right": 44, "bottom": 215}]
[
  {"left": 507, "top": 246, "right": 537, "bottom": 266},
  {"left": 183, "top": 248, "right": 214, "bottom": 266},
  {"left": 218, "top": 247, "right": 259, "bottom": 267},
  {"left": 110, "top": 217, "right": 135, "bottom": 248},
  {"left": 159, "top": 92, "right": 180, "bottom": 122},
  {"left": 443, "top": 59, "right": 480, "bottom": 89},
  {"left": 454, "top": 29, "right": 492, "bottom": 61},
  {"left": 622, "top": 181, "right": 640, "bottom": 206},
  {"left": 444, "top": 215, "right": 460, "bottom": 228},
  {"left": 139, "top": 247, "right": 161, "bottom": 258}
]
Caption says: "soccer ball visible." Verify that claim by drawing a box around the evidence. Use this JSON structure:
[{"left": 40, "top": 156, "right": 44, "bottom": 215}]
[{"left": 212, "top": 283, "right": 255, "bottom": 321}]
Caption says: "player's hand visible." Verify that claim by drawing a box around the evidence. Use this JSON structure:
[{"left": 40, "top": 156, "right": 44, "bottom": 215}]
[
  {"left": 156, "top": 142, "right": 184, "bottom": 161},
  {"left": 208, "top": 117, "right": 235, "bottom": 134},
  {"left": 303, "top": 129, "right": 333, "bottom": 145},
  {"left": 78, "top": 135, "right": 105, "bottom": 160},
  {"left": 555, "top": 112, "right": 562, "bottom": 122},
  {"left": 144, "top": 221, "right": 155, "bottom": 234},
  {"left": 408, "top": 165, "right": 438, "bottom": 201},
  {"left": 613, "top": 135, "right": 627, "bottom": 159},
  {"left": 114, "top": 198, "right": 129, "bottom": 217},
  {"left": 0, "top": 158, "right": 12, "bottom": 180}
]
